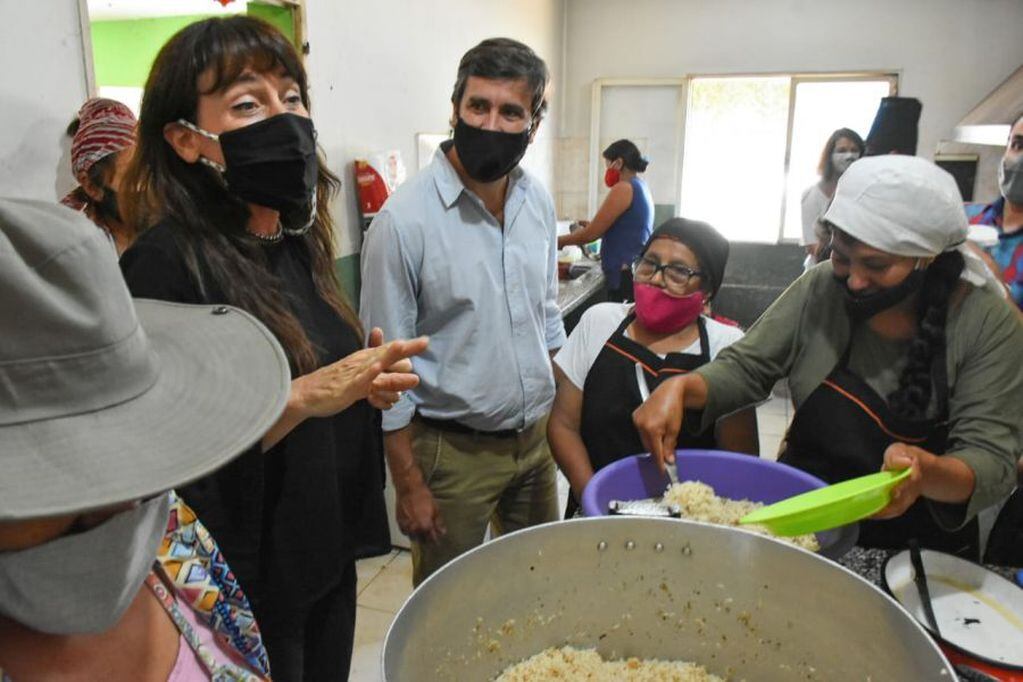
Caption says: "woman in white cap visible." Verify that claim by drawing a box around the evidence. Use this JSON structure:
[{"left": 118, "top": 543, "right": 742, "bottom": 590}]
[
  {"left": 0, "top": 199, "right": 421, "bottom": 680},
  {"left": 634, "top": 155, "right": 1023, "bottom": 560}
]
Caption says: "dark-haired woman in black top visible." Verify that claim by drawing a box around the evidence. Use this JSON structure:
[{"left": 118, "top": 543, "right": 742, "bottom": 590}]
[{"left": 119, "top": 16, "right": 426, "bottom": 682}]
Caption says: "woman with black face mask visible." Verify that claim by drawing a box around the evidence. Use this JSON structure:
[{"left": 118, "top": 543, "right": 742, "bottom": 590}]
[
  {"left": 118, "top": 17, "right": 427, "bottom": 682},
  {"left": 61, "top": 98, "right": 137, "bottom": 255},
  {"left": 634, "top": 156, "right": 1023, "bottom": 562}
]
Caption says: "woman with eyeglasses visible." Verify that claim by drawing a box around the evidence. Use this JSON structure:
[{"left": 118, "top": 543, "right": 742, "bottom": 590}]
[{"left": 548, "top": 218, "right": 759, "bottom": 515}]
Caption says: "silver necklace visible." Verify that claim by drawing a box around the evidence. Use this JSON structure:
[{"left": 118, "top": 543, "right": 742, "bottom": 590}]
[{"left": 247, "top": 223, "right": 284, "bottom": 243}]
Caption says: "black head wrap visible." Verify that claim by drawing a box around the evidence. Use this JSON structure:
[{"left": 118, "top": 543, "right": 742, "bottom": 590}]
[{"left": 641, "top": 218, "right": 729, "bottom": 299}]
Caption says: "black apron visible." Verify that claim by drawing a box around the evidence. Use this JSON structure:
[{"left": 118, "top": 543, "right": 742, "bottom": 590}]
[
  {"left": 570, "top": 314, "right": 717, "bottom": 516},
  {"left": 779, "top": 332, "right": 980, "bottom": 559}
]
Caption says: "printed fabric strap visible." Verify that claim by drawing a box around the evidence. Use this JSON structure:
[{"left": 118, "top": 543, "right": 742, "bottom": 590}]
[
  {"left": 145, "top": 572, "right": 265, "bottom": 682},
  {"left": 156, "top": 492, "right": 271, "bottom": 677}
]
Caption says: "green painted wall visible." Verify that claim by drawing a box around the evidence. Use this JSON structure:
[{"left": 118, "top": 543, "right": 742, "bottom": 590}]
[
  {"left": 246, "top": 4, "right": 295, "bottom": 45},
  {"left": 335, "top": 253, "right": 362, "bottom": 309},
  {"left": 91, "top": 5, "right": 296, "bottom": 89},
  {"left": 91, "top": 14, "right": 211, "bottom": 87}
]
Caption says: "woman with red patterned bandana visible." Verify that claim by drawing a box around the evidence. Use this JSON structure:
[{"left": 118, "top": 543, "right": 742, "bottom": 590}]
[{"left": 61, "top": 98, "right": 137, "bottom": 255}]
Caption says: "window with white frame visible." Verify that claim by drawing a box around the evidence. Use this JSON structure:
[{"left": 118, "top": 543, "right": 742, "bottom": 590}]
[{"left": 678, "top": 74, "right": 896, "bottom": 243}]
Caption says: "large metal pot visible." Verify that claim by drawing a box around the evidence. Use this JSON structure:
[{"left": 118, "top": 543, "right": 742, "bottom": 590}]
[{"left": 383, "top": 517, "right": 954, "bottom": 680}]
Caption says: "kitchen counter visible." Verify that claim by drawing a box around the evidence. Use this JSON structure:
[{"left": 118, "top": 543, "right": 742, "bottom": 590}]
[
  {"left": 557, "top": 265, "right": 605, "bottom": 316},
  {"left": 839, "top": 546, "right": 1020, "bottom": 585}
]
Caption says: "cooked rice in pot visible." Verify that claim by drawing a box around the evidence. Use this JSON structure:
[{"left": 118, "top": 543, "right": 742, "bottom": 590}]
[
  {"left": 495, "top": 646, "right": 722, "bottom": 681},
  {"left": 663, "top": 481, "right": 819, "bottom": 552}
]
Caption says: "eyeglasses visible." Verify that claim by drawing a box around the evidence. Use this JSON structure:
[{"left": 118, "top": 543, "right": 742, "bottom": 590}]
[{"left": 631, "top": 256, "right": 703, "bottom": 293}]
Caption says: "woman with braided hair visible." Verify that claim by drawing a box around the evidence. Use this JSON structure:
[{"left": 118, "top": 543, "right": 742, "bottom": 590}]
[{"left": 634, "top": 155, "right": 1023, "bottom": 560}]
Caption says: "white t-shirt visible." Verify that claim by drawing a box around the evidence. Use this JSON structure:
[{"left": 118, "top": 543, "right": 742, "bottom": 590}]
[
  {"left": 800, "top": 183, "right": 830, "bottom": 246},
  {"left": 554, "top": 302, "right": 745, "bottom": 390}
]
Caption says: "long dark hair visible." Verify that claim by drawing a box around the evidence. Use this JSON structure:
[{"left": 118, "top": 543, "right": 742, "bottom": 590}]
[
  {"left": 817, "top": 128, "right": 864, "bottom": 182},
  {"left": 122, "top": 16, "right": 361, "bottom": 374},
  {"left": 887, "top": 250, "right": 965, "bottom": 420},
  {"left": 603, "top": 139, "right": 649, "bottom": 172}
]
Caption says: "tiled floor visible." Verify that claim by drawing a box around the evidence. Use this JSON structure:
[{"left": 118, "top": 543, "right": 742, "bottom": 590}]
[{"left": 349, "top": 395, "right": 792, "bottom": 681}]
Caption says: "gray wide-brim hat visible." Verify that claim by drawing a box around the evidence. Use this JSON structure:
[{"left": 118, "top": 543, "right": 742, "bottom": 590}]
[{"left": 0, "top": 198, "right": 291, "bottom": 520}]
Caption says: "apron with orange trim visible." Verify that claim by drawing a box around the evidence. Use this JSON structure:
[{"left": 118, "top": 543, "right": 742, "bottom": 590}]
[
  {"left": 572, "top": 314, "right": 716, "bottom": 516},
  {"left": 779, "top": 336, "right": 980, "bottom": 558}
]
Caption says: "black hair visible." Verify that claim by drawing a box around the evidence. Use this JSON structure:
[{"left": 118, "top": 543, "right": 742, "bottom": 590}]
[
  {"left": 642, "top": 217, "right": 729, "bottom": 300},
  {"left": 887, "top": 250, "right": 965, "bottom": 420},
  {"left": 603, "top": 139, "right": 649, "bottom": 172},
  {"left": 451, "top": 38, "right": 549, "bottom": 123},
  {"left": 817, "top": 128, "right": 864, "bottom": 182}
]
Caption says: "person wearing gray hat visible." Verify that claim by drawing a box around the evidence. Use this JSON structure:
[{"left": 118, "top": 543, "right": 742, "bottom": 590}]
[
  {"left": 549, "top": 218, "right": 757, "bottom": 516},
  {"left": 0, "top": 198, "right": 422, "bottom": 679},
  {"left": 0, "top": 197, "right": 290, "bottom": 679},
  {"left": 634, "top": 156, "right": 1023, "bottom": 562}
]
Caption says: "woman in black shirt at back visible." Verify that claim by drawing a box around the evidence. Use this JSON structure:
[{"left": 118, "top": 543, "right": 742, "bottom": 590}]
[{"left": 119, "top": 17, "right": 426, "bottom": 682}]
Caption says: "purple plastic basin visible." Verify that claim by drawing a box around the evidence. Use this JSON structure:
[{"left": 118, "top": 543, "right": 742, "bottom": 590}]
[{"left": 580, "top": 449, "right": 857, "bottom": 559}]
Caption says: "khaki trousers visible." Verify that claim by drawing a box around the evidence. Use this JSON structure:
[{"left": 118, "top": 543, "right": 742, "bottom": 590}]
[{"left": 409, "top": 417, "right": 558, "bottom": 586}]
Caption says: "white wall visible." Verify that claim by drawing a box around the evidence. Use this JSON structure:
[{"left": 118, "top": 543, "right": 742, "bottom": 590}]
[
  {"left": 561, "top": 0, "right": 1023, "bottom": 210},
  {"left": 0, "top": 0, "right": 89, "bottom": 201},
  {"left": 304, "top": 0, "right": 566, "bottom": 256}
]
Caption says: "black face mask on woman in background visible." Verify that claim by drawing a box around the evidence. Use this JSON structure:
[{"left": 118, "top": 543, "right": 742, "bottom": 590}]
[
  {"left": 452, "top": 117, "right": 531, "bottom": 183},
  {"left": 839, "top": 267, "right": 926, "bottom": 321},
  {"left": 178, "top": 113, "right": 318, "bottom": 231}
]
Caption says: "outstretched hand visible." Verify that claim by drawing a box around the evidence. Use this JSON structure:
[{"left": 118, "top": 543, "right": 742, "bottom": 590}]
[{"left": 293, "top": 328, "right": 428, "bottom": 418}]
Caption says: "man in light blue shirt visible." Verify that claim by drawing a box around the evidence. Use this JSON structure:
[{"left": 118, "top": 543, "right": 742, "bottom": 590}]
[{"left": 360, "top": 38, "right": 565, "bottom": 585}]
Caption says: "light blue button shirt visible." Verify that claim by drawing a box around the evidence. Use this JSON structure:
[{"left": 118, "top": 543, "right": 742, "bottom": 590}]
[{"left": 360, "top": 145, "right": 566, "bottom": 432}]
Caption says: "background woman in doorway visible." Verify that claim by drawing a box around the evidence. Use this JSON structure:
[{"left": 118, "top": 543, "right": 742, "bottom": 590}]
[
  {"left": 800, "top": 127, "right": 864, "bottom": 269},
  {"left": 559, "top": 139, "right": 654, "bottom": 301}
]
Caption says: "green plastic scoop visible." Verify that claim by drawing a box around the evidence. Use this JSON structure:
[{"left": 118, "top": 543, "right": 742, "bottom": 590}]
[{"left": 740, "top": 469, "right": 911, "bottom": 537}]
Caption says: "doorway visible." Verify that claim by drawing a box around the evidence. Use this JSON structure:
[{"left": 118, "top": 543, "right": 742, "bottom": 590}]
[{"left": 82, "top": 0, "right": 304, "bottom": 116}]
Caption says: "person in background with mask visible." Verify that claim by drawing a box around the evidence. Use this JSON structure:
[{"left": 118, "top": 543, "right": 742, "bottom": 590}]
[
  {"left": 117, "top": 17, "right": 427, "bottom": 681},
  {"left": 61, "top": 98, "right": 137, "bottom": 255},
  {"left": 800, "top": 128, "right": 864, "bottom": 267},
  {"left": 360, "top": 38, "right": 565, "bottom": 586},
  {"left": 969, "top": 112, "right": 1023, "bottom": 311},
  {"left": 549, "top": 218, "right": 757, "bottom": 516},
  {"left": 558, "top": 139, "right": 653, "bottom": 301},
  {"left": 0, "top": 197, "right": 292, "bottom": 680},
  {"left": 634, "top": 156, "right": 1023, "bottom": 561}
]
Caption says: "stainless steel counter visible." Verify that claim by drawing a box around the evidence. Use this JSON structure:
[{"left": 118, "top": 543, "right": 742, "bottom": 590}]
[{"left": 556, "top": 265, "right": 605, "bottom": 316}]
